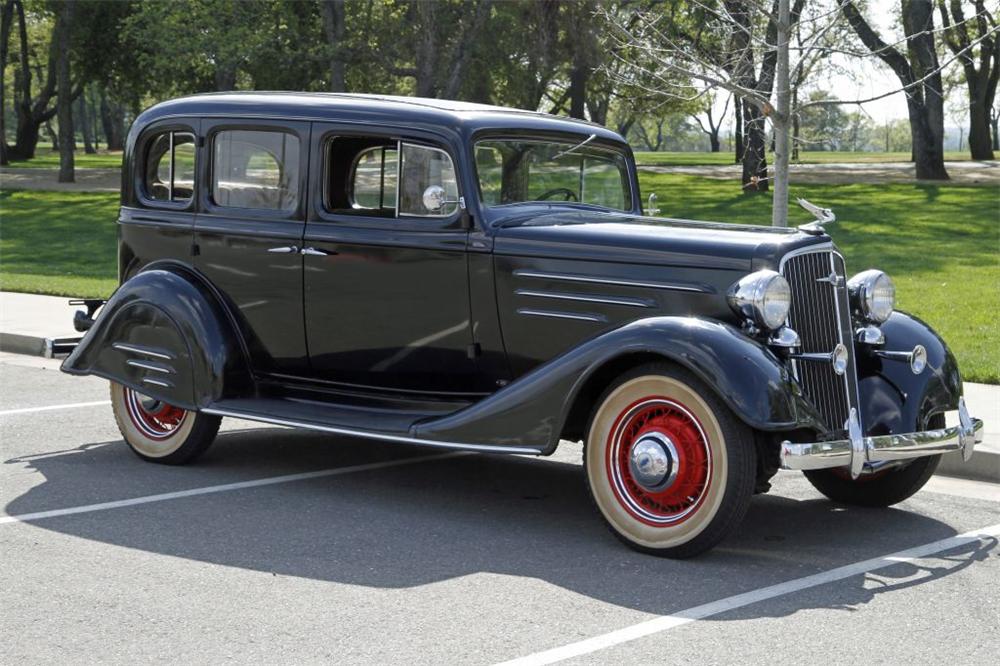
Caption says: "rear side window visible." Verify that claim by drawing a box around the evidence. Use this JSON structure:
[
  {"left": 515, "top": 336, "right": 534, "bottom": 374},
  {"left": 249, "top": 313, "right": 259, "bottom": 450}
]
[
  {"left": 144, "top": 131, "right": 195, "bottom": 203},
  {"left": 212, "top": 130, "right": 300, "bottom": 211}
]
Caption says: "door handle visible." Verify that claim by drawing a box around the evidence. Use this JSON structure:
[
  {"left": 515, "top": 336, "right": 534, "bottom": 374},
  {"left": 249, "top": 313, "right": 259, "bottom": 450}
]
[
  {"left": 301, "top": 247, "right": 335, "bottom": 256},
  {"left": 267, "top": 245, "right": 299, "bottom": 254}
]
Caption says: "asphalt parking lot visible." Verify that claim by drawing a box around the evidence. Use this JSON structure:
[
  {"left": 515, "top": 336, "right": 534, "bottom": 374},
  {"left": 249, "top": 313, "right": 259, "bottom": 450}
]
[{"left": 2, "top": 351, "right": 997, "bottom": 664}]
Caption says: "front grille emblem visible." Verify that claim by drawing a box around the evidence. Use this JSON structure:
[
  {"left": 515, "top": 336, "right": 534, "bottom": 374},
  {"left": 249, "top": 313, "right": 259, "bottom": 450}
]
[{"left": 815, "top": 272, "right": 843, "bottom": 287}]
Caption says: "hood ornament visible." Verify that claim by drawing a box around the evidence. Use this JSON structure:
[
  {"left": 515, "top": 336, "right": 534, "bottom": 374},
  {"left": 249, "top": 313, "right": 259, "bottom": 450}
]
[{"left": 796, "top": 198, "right": 836, "bottom": 235}]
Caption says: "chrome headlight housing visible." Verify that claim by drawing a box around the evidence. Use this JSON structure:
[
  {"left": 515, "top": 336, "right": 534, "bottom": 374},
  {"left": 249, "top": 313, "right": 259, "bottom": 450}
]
[
  {"left": 848, "top": 269, "right": 895, "bottom": 323},
  {"left": 727, "top": 270, "right": 791, "bottom": 331}
]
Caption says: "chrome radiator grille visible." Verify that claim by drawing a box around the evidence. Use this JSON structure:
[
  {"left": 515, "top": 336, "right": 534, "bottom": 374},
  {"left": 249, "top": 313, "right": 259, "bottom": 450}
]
[{"left": 781, "top": 249, "right": 859, "bottom": 433}]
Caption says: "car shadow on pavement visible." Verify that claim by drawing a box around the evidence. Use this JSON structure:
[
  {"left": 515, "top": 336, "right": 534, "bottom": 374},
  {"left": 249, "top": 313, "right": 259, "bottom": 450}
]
[{"left": 5, "top": 427, "right": 996, "bottom": 618}]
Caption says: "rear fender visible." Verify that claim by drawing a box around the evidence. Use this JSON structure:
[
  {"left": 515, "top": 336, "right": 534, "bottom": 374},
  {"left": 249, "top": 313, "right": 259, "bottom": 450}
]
[
  {"left": 60, "top": 267, "right": 251, "bottom": 410},
  {"left": 412, "top": 317, "right": 825, "bottom": 453}
]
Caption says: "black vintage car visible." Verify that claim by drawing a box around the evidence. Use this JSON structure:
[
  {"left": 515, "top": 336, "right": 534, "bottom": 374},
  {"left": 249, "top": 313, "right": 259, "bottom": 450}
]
[{"left": 63, "top": 93, "right": 983, "bottom": 557}]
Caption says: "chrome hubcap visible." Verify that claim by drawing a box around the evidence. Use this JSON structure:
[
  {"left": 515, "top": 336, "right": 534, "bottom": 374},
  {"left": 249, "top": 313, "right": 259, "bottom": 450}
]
[{"left": 628, "top": 432, "right": 678, "bottom": 491}]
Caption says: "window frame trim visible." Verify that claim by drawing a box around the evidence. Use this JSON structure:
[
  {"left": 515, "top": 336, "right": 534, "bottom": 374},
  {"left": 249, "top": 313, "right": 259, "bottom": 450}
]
[
  {"left": 314, "top": 127, "right": 464, "bottom": 230},
  {"left": 136, "top": 125, "right": 198, "bottom": 212},
  {"left": 199, "top": 120, "right": 311, "bottom": 223}
]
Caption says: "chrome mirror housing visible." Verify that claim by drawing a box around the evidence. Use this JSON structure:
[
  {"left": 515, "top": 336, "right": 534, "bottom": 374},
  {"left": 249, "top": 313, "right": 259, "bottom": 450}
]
[{"left": 422, "top": 185, "right": 447, "bottom": 212}]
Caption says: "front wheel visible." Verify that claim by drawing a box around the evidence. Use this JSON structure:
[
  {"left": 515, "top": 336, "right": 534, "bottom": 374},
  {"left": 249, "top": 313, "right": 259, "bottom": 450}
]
[
  {"left": 584, "top": 363, "right": 756, "bottom": 558},
  {"left": 110, "top": 383, "right": 220, "bottom": 465},
  {"left": 803, "top": 414, "right": 944, "bottom": 507}
]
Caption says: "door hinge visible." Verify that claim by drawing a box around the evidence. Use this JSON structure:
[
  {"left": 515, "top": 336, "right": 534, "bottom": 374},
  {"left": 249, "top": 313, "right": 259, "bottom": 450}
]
[
  {"left": 191, "top": 242, "right": 200, "bottom": 256},
  {"left": 466, "top": 343, "right": 481, "bottom": 360}
]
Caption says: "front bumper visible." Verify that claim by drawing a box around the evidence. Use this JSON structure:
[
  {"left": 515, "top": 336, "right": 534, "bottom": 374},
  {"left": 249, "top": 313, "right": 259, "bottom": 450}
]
[{"left": 780, "top": 397, "right": 984, "bottom": 479}]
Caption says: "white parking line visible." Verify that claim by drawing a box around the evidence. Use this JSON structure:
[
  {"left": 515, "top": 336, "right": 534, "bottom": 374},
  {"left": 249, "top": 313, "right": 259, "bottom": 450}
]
[
  {"left": 496, "top": 522, "right": 1000, "bottom": 666},
  {"left": 0, "top": 400, "right": 111, "bottom": 417},
  {"left": 0, "top": 451, "right": 465, "bottom": 525}
]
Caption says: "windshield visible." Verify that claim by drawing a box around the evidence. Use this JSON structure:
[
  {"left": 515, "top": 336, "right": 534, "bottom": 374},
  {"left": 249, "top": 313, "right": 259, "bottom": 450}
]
[{"left": 475, "top": 139, "right": 632, "bottom": 211}]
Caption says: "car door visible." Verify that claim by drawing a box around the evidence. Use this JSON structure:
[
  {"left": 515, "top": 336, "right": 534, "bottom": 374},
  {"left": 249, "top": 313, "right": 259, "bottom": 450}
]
[
  {"left": 194, "top": 120, "right": 311, "bottom": 377},
  {"left": 302, "top": 125, "right": 479, "bottom": 394}
]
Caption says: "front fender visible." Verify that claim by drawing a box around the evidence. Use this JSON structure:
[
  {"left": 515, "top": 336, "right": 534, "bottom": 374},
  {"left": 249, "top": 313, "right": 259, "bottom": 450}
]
[
  {"left": 412, "top": 317, "right": 825, "bottom": 452},
  {"left": 61, "top": 268, "right": 251, "bottom": 410},
  {"left": 857, "top": 311, "right": 963, "bottom": 435}
]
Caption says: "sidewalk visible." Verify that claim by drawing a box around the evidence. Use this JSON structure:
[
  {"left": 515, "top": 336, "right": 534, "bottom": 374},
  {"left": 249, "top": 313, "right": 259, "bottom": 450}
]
[
  {"left": 0, "top": 290, "right": 996, "bottom": 483},
  {"left": 0, "top": 167, "right": 120, "bottom": 192}
]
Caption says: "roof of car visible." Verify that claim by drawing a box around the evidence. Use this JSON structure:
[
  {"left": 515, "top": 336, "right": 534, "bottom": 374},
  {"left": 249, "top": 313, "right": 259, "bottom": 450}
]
[{"left": 133, "top": 92, "right": 627, "bottom": 144}]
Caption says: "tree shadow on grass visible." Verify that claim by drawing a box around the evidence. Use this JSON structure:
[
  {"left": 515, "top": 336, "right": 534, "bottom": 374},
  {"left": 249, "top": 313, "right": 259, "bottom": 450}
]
[{"left": 4, "top": 427, "right": 995, "bottom": 619}]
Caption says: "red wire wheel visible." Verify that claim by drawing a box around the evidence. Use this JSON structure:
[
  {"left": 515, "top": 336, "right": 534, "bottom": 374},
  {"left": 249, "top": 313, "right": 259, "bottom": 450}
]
[
  {"left": 605, "top": 396, "right": 713, "bottom": 526},
  {"left": 584, "top": 366, "right": 756, "bottom": 557},
  {"left": 123, "top": 387, "right": 188, "bottom": 440}
]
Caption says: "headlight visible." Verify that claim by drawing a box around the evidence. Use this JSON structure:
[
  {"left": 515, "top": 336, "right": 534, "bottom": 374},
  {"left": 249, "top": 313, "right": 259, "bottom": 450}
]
[
  {"left": 848, "top": 269, "right": 895, "bottom": 323},
  {"left": 727, "top": 270, "right": 791, "bottom": 331}
]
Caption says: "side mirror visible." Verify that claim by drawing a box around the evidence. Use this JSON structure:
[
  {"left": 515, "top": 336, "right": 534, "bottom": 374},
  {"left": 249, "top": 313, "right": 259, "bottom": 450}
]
[
  {"left": 422, "top": 185, "right": 447, "bottom": 212},
  {"left": 646, "top": 192, "right": 660, "bottom": 217}
]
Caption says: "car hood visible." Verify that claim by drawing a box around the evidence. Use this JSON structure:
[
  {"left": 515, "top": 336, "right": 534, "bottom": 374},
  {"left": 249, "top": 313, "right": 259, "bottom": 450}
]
[{"left": 491, "top": 208, "right": 830, "bottom": 270}]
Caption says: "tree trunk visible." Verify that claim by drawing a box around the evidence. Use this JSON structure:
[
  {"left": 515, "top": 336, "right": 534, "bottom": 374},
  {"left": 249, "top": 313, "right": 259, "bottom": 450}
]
[
  {"left": 791, "top": 87, "right": 800, "bottom": 161},
  {"left": 76, "top": 90, "right": 94, "bottom": 154},
  {"left": 992, "top": 108, "right": 999, "bottom": 150},
  {"left": 967, "top": 88, "right": 994, "bottom": 159},
  {"left": 319, "top": 0, "right": 346, "bottom": 92},
  {"left": 56, "top": 0, "right": 74, "bottom": 182},
  {"left": 733, "top": 96, "right": 743, "bottom": 164},
  {"left": 0, "top": 0, "right": 13, "bottom": 165},
  {"left": 771, "top": 0, "right": 790, "bottom": 226},
  {"left": 742, "top": 104, "right": 768, "bottom": 192},
  {"left": 844, "top": 1, "right": 948, "bottom": 180},
  {"left": 709, "top": 133, "right": 720, "bottom": 152},
  {"left": 99, "top": 91, "right": 124, "bottom": 151}
]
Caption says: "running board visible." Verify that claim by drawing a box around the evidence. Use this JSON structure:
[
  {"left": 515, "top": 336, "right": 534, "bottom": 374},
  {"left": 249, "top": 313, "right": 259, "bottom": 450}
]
[{"left": 200, "top": 405, "right": 545, "bottom": 456}]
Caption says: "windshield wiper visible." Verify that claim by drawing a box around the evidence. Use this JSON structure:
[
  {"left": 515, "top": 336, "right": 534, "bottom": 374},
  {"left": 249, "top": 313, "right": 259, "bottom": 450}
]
[{"left": 551, "top": 133, "right": 596, "bottom": 160}]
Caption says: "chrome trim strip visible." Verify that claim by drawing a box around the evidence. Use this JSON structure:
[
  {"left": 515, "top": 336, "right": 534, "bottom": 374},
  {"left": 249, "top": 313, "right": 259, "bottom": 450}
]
[
  {"left": 779, "top": 416, "right": 984, "bottom": 472},
  {"left": 514, "top": 270, "right": 712, "bottom": 293},
  {"left": 516, "top": 308, "right": 606, "bottom": 323},
  {"left": 828, "top": 251, "right": 856, "bottom": 423},
  {"left": 126, "top": 359, "right": 173, "bottom": 374},
  {"left": 112, "top": 343, "right": 174, "bottom": 361},
  {"left": 514, "top": 289, "right": 654, "bottom": 308},
  {"left": 199, "top": 407, "right": 544, "bottom": 455},
  {"left": 141, "top": 377, "right": 173, "bottom": 388},
  {"left": 776, "top": 242, "right": 835, "bottom": 271}
]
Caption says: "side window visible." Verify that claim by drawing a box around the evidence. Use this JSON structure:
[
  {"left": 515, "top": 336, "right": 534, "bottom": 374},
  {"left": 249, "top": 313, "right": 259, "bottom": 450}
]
[
  {"left": 325, "top": 137, "right": 458, "bottom": 219},
  {"left": 143, "top": 131, "right": 195, "bottom": 204},
  {"left": 212, "top": 130, "right": 300, "bottom": 212},
  {"left": 350, "top": 145, "right": 398, "bottom": 212}
]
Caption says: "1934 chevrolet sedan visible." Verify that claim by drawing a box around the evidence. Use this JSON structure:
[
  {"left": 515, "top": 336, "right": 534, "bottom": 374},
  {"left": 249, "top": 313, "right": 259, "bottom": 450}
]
[{"left": 62, "top": 93, "right": 984, "bottom": 557}]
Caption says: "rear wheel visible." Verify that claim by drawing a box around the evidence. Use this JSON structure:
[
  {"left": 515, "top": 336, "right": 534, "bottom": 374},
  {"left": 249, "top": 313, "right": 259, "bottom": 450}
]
[
  {"left": 803, "top": 415, "right": 944, "bottom": 507},
  {"left": 110, "top": 383, "right": 220, "bottom": 465},
  {"left": 584, "top": 363, "right": 756, "bottom": 558}
]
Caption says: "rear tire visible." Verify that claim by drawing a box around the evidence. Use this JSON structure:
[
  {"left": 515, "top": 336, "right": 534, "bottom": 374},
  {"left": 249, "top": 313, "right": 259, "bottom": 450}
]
[
  {"left": 110, "top": 382, "right": 220, "bottom": 465},
  {"left": 583, "top": 362, "right": 756, "bottom": 558},
  {"left": 803, "top": 415, "right": 944, "bottom": 507}
]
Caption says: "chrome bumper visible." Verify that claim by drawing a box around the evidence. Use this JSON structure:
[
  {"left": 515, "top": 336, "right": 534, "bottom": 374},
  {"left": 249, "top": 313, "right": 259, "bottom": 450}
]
[{"left": 780, "top": 398, "right": 984, "bottom": 479}]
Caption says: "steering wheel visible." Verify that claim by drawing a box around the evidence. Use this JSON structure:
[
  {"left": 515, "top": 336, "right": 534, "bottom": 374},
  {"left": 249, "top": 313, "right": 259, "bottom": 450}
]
[{"left": 536, "top": 187, "right": 579, "bottom": 202}]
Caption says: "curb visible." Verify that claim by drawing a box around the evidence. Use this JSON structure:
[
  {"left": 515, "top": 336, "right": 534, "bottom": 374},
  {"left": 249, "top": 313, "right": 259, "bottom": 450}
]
[
  {"left": 0, "top": 332, "right": 79, "bottom": 358},
  {"left": 936, "top": 448, "right": 1000, "bottom": 484}
]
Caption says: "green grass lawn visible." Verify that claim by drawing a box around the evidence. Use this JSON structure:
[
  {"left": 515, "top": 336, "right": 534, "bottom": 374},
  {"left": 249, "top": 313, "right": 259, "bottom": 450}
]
[
  {"left": 1, "top": 179, "right": 997, "bottom": 382},
  {"left": 0, "top": 190, "right": 119, "bottom": 297},
  {"left": 6, "top": 148, "right": 123, "bottom": 170},
  {"left": 634, "top": 150, "right": 973, "bottom": 167}
]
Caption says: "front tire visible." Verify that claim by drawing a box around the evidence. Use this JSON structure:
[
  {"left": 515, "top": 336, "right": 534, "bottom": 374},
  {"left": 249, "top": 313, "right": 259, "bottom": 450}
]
[
  {"left": 584, "top": 363, "right": 756, "bottom": 558},
  {"left": 110, "top": 383, "right": 220, "bottom": 465},
  {"left": 803, "top": 414, "right": 944, "bottom": 507}
]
